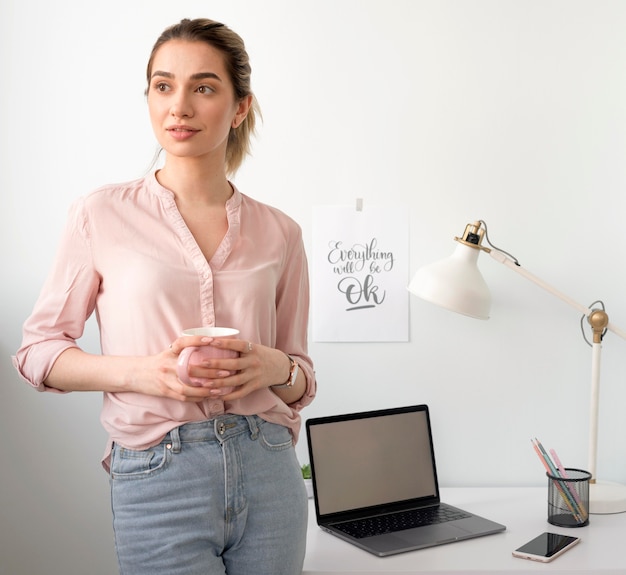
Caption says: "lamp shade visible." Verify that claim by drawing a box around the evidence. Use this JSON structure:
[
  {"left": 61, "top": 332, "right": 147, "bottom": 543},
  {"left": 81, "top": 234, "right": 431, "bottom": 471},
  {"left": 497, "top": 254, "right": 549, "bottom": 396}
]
[{"left": 408, "top": 242, "right": 492, "bottom": 319}]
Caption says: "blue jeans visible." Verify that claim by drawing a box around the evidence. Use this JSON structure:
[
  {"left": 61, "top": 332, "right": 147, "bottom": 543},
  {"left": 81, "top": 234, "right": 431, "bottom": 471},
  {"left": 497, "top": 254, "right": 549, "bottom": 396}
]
[{"left": 109, "top": 415, "right": 308, "bottom": 575}]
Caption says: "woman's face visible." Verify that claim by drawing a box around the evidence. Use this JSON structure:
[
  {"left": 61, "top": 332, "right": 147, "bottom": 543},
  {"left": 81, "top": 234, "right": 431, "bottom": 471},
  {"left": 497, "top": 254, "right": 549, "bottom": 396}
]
[{"left": 147, "top": 40, "right": 249, "bottom": 164}]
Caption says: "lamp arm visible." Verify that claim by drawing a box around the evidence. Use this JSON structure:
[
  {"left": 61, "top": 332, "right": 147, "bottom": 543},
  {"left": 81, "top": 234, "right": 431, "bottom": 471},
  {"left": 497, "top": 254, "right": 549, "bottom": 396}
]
[
  {"left": 488, "top": 248, "right": 624, "bottom": 482},
  {"left": 489, "top": 249, "right": 626, "bottom": 341}
]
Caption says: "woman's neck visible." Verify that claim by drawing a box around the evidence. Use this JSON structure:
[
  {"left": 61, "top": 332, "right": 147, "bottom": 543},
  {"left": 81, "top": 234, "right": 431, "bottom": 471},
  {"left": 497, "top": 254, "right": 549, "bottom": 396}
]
[{"left": 156, "top": 156, "right": 232, "bottom": 206}]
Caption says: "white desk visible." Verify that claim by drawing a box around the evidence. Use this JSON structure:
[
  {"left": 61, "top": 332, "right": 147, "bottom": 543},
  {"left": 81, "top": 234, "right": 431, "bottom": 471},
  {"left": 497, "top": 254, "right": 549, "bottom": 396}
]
[{"left": 302, "top": 487, "right": 626, "bottom": 574}]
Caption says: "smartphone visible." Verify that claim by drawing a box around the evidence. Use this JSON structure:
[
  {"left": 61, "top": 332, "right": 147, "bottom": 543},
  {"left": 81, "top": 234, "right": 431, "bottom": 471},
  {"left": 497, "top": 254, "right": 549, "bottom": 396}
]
[{"left": 512, "top": 532, "right": 580, "bottom": 563}]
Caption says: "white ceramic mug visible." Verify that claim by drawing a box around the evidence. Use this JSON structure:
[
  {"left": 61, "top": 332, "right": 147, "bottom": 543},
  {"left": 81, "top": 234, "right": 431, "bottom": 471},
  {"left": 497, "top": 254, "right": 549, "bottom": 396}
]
[{"left": 176, "top": 327, "right": 239, "bottom": 390}]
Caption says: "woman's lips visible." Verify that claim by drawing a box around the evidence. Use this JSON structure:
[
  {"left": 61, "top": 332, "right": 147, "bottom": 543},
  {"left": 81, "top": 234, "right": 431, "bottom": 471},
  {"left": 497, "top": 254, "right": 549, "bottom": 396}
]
[{"left": 166, "top": 126, "right": 199, "bottom": 141}]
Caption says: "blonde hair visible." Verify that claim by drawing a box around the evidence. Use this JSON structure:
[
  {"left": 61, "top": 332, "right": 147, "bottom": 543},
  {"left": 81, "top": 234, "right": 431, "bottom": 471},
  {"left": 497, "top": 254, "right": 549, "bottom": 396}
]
[{"left": 146, "top": 18, "right": 261, "bottom": 176}]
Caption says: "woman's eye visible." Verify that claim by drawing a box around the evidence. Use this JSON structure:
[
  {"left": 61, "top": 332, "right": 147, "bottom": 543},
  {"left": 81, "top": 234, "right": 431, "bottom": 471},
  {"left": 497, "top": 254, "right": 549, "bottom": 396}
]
[
  {"left": 154, "top": 82, "right": 169, "bottom": 93},
  {"left": 197, "top": 85, "right": 214, "bottom": 95}
]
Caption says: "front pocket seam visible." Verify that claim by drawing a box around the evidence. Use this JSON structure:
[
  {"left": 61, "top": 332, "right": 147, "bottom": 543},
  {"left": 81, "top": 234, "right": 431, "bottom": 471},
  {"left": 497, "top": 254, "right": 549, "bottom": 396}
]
[{"left": 110, "top": 443, "right": 171, "bottom": 480}]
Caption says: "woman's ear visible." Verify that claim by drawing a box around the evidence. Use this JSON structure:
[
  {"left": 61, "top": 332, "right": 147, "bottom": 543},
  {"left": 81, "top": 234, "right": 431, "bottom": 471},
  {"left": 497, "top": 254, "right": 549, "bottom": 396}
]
[{"left": 232, "top": 95, "right": 253, "bottom": 128}]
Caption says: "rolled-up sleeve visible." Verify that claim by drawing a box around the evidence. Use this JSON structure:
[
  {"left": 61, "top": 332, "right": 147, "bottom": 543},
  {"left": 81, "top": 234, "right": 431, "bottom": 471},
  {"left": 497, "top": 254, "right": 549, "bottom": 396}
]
[
  {"left": 275, "top": 223, "right": 316, "bottom": 411},
  {"left": 13, "top": 198, "right": 100, "bottom": 390}
]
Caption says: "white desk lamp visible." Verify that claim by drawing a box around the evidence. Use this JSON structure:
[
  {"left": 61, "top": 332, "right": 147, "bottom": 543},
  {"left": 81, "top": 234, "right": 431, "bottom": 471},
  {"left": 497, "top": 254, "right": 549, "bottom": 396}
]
[{"left": 408, "top": 220, "right": 626, "bottom": 514}]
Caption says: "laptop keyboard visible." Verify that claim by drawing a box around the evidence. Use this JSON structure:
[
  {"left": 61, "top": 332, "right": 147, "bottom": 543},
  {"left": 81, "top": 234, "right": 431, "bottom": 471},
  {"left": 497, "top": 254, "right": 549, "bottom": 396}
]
[{"left": 334, "top": 505, "right": 471, "bottom": 539}]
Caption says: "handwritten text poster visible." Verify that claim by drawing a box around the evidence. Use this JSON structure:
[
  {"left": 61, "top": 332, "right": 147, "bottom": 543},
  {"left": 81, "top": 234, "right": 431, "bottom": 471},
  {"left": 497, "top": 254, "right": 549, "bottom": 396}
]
[{"left": 312, "top": 205, "right": 409, "bottom": 342}]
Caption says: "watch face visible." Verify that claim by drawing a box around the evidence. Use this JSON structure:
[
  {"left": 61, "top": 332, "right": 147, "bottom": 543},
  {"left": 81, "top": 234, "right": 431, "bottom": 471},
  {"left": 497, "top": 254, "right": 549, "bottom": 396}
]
[
  {"left": 272, "top": 355, "right": 298, "bottom": 388},
  {"left": 289, "top": 362, "right": 299, "bottom": 387}
]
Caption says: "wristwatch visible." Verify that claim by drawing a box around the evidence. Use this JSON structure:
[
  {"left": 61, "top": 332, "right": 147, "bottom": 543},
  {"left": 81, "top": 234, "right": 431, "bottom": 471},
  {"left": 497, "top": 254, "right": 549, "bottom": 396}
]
[{"left": 272, "top": 354, "right": 299, "bottom": 389}]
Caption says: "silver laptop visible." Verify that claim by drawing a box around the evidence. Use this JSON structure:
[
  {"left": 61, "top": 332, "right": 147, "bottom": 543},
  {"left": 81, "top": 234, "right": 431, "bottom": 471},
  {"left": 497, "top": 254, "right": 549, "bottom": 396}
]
[{"left": 305, "top": 404, "right": 506, "bottom": 557}]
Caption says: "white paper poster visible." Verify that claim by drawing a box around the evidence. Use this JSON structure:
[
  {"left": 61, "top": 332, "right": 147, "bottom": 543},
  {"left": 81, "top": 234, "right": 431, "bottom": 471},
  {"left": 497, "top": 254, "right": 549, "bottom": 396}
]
[{"left": 312, "top": 204, "right": 409, "bottom": 342}]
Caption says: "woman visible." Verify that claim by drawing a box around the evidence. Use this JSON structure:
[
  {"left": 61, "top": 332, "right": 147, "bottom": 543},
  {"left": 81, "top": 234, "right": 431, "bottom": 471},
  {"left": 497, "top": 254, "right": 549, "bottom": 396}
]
[{"left": 13, "top": 18, "right": 315, "bottom": 575}]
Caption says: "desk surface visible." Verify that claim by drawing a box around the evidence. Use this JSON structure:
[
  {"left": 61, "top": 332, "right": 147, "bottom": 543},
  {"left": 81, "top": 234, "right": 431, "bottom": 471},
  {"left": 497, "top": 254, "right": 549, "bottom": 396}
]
[{"left": 302, "top": 487, "right": 626, "bottom": 574}]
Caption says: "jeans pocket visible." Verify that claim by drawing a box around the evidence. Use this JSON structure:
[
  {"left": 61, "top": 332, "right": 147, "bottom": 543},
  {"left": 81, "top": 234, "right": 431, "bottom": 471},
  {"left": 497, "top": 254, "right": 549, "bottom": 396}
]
[
  {"left": 110, "top": 443, "right": 170, "bottom": 479},
  {"left": 258, "top": 422, "right": 293, "bottom": 452}
]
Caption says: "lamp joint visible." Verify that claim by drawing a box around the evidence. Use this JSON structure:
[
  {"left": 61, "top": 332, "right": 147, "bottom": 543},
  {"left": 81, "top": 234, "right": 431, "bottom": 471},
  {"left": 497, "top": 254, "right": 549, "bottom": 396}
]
[
  {"left": 588, "top": 309, "right": 609, "bottom": 344},
  {"left": 455, "top": 221, "right": 491, "bottom": 253}
]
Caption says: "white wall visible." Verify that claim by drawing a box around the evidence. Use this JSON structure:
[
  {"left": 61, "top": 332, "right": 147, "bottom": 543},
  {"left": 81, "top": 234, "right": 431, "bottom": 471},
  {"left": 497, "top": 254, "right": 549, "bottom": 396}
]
[{"left": 2, "top": 1, "right": 626, "bottom": 573}]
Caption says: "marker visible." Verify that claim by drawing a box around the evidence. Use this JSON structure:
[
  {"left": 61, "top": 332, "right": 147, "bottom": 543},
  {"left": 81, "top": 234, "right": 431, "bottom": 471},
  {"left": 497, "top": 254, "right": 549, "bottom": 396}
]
[{"left": 550, "top": 448, "right": 587, "bottom": 520}]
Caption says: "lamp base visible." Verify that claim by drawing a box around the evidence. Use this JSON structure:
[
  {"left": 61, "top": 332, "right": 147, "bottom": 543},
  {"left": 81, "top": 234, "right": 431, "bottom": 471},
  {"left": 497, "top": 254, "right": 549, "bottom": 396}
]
[{"left": 589, "top": 481, "right": 626, "bottom": 514}]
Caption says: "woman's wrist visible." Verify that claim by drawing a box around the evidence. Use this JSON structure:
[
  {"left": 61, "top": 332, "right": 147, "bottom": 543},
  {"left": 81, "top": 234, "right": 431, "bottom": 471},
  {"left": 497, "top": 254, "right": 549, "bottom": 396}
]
[
  {"left": 271, "top": 354, "right": 298, "bottom": 389},
  {"left": 269, "top": 353, "right": 306, "bottom": 403}
]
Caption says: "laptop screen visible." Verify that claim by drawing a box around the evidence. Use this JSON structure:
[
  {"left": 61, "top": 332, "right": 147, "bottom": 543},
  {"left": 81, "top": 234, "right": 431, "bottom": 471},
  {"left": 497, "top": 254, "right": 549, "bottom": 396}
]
[{"left": 306, "top": 406, "right": 439, "bottom": 516}]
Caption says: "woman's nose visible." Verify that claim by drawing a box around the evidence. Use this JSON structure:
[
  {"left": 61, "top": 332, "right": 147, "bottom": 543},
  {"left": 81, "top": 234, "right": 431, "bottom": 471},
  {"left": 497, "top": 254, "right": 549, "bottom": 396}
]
[{"left": 170, "top": 93, "right": 193, "bottom": 118}]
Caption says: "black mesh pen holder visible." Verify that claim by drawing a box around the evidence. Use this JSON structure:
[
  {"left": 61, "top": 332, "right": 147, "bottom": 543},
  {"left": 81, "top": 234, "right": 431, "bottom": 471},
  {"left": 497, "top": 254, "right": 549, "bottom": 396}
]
[{"left": 547, "top": 468, "right": 591, "bottom": 527}]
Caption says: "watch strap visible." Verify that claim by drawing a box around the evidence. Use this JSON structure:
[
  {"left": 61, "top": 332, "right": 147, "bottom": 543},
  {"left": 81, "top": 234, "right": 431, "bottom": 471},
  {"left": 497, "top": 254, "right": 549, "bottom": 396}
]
[{"left": 271, "top": 354, "right": 299, "bottom": 389}]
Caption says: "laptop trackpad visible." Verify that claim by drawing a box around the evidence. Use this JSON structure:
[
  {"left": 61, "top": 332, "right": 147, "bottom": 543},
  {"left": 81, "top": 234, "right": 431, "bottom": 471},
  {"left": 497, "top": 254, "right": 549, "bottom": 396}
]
[
  {"left": 365, "top": 524, "right": 469, "bottom": 555},
  {"left": 397, "top": 523, "right": 469, "bottom": 545}
]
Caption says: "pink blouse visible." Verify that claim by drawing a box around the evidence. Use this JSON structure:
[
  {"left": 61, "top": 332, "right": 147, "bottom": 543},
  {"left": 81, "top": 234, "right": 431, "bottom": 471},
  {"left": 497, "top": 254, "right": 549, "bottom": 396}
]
[{"left": 13, "top": 173, "right": 316, "bottom": 469}]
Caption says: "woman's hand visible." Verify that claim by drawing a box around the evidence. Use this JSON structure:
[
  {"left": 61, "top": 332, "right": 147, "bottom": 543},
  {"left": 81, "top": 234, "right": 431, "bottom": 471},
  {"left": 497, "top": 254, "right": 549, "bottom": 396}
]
[
  {"left": 169, "top": 336, "right": 303, "bottom": 402},
  {"left": 139, "top": 334, "right": 236, "bottom": 402}
]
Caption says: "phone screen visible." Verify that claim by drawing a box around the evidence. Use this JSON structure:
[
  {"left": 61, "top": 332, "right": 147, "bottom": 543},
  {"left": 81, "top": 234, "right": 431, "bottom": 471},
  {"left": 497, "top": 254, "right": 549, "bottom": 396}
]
[{"left": 515, "top": 532, "right": 579, "bottom": 558}]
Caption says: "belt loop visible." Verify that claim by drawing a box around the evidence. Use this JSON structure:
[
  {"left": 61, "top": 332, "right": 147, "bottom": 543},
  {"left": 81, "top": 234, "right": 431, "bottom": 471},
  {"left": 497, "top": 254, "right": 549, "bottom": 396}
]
[
  {"left": 169, "top": 426, "right": 182, "bottom": 453},
  {"left": 245, "top": 415, "right": 259, "bottom": 440}
]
